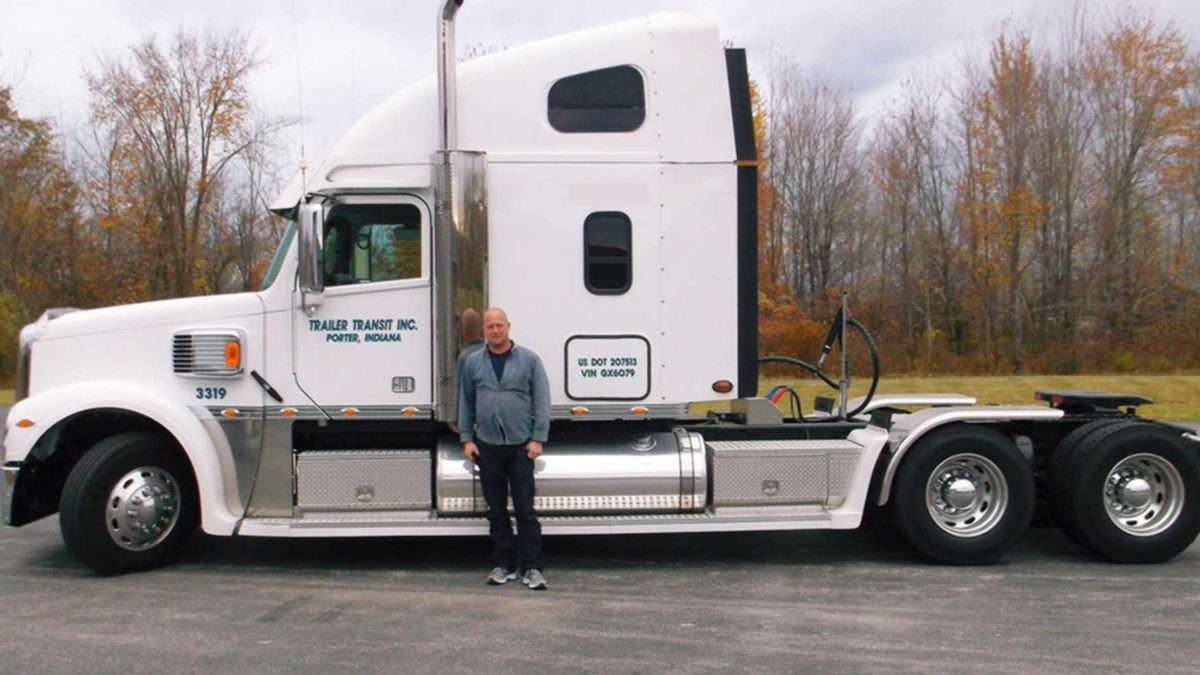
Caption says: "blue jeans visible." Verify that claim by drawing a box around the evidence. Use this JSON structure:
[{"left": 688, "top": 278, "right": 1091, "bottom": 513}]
[{"left": 477, "top": 442, "right": 543, "bottom": 573}]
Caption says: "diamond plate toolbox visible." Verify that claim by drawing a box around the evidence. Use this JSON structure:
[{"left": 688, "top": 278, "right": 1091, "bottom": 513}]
[
  {"left": 707, "top": 439, "right": 863, "bottom": 508},
  {"left": 296, "top": 450, "right": 431, "bottom": 510}
]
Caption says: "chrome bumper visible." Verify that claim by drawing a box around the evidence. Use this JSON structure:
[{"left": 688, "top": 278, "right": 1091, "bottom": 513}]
[{"left": 2, "top": 462, "right": 19, "bottom": 525}]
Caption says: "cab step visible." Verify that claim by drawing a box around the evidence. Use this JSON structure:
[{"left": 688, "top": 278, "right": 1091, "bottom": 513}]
[{"left": 236, "top": 505, "right": 839, "bottom": 538}]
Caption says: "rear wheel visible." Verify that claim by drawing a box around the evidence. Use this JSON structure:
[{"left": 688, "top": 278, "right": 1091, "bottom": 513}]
[
  {"left": 59, "top": 432, "right": 198, "bottom": 575},
  {"left": 893, "top": 425, "right": 1034, "bottom": 565},
  {"left": 1047, "top": 419, "right": 1137, "bottom": 548},
  {"left": 1056, "top": 422, "right": 1200, "bottom": 563}
]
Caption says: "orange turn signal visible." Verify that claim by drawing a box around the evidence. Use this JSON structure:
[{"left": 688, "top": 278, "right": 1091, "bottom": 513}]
[
  {"left": 224, "top": 340, "right": 241, "bottom": 369},
  {"left": 341, "top": 407, "right": 359, "bottom": 417},
  {"left": 16, "top": 419, "right": 35, "bottom": 428},
  {"left": 281, "top": 408, "right": 297, "bottom": 418},
  {"left": 402, "top": 407, "right": 418, "bottom": 417},
  {"left": 631, "top": 406, "right": 649, "bottom": 416},
  {"left": 571, "top": 407, "right": 589, "bottom": 417},
  {"left": 221, "top": 408, "right": 239, "bottom": 418}
]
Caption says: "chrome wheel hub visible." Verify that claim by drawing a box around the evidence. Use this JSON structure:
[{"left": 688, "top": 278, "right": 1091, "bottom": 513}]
[
  {"left": 107, "top": 466, "right": 181, "bottom": 551},
  {"left": 927, "top": 454, "right": 1009, "bottom": 538},
  {"left": 1104, "top": 453, "right": 1184, "bottom": 537}
]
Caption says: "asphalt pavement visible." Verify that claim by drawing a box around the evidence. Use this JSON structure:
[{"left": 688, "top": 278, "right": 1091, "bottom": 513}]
[{"left": 2, "top": 404, "right": 1200, "bottom": 673}]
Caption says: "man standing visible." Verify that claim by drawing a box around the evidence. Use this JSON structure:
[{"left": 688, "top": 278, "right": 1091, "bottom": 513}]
[{"left": 458, "top": 308, "right": 550, "bottom": 590}]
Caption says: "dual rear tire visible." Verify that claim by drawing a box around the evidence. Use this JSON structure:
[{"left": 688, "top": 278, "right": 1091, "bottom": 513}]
[
  {"left": 890, "top": 421, "right": 1200, "bottom": 565},
  {"left": 1048, "top": 421, "right": 1200, "bottom": 563}
]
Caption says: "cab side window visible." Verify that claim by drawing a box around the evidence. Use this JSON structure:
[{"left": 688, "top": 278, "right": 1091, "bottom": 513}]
[{"left": 323, "top": 204, "right": 422, "bottom": 286}]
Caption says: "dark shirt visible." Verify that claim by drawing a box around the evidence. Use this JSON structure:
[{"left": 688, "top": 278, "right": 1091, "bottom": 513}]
[{"left": 489, "top": 344, "right": 513, "bottom": 382}]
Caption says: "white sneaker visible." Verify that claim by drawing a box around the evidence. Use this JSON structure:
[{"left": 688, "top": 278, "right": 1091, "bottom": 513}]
[
  {"left": 487, "top": 566, "right": 517, "bottom": 585},
  {"left": 522, "top": 569, "right": 547, "bottom": 590}
]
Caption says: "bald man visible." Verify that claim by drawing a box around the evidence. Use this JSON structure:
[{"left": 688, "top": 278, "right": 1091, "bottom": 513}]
[{"left": 458, "top": 308, "right": 550, "bottom": 590}]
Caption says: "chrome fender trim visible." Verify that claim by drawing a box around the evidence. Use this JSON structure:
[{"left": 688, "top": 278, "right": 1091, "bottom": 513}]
[{"left": 876, "top": 406, "right": 1063, "bottom": 506}]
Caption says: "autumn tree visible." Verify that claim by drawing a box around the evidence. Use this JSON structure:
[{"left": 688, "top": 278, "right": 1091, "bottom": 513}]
[
  {"left": 0, "top": 83, "right": 80, "bottom": 380},
  {"left": 762, "top": 60, "right": 864, "bottom": 306},
  {"left": 1086, "top": 12, "right": 1193, "bottom": 338},
  {"left": 1027, "top": 7, "right": 1093, "bottom": 370},
  {"left": 81, "top": 29, "right": 288, "bottom": 299}
]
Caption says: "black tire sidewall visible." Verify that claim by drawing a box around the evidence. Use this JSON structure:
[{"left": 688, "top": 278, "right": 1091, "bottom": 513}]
[
  {"left": 1068, "top": 425, "right": 1200, "bottom": 564},
  {"left": 895, "top": 425, "right": 1035, "bottom": 565},
  {"left": 59, "top": 432, "right": 198, "bottom": 575},
  {"left": 1048, "top": 419, "right": 1138, "bottom": 549}
]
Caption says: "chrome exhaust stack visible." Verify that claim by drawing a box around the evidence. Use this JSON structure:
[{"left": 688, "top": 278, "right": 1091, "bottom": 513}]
[
  {"left": 433, "top": 0, "right": 488, "bottom": 424},
  {"left": 438, "top": 0, "right": 463, "bottom": 151}
]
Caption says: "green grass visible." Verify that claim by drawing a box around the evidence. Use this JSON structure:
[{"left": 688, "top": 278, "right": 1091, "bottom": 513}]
[
  {"left": 0, "top": 390, "right": 12, "bottom": 405},
  {"left": 758, "top": 374, "right": 1200, "bottom": 421}
]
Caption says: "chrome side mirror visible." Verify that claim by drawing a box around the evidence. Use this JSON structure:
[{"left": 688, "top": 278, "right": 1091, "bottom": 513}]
[{"left": 298, "top": 203, "right": 325, "bottom": 313}]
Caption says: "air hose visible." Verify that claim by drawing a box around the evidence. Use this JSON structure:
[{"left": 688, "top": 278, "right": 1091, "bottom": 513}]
[{"left": 758, "top": 317, "right": 880, "bottom": 421}]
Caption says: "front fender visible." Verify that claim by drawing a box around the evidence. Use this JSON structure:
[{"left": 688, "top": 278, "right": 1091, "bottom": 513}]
[{"left": 3, "top": 382, "right": 241, "bottom": 535}]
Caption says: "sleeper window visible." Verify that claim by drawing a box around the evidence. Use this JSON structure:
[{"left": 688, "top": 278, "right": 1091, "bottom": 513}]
[
  {"left": 548, "top": 66, "right": 646, "bottom": 133},
  {"left": 584, "top": 212, "right": 632, "bottom": 295}
]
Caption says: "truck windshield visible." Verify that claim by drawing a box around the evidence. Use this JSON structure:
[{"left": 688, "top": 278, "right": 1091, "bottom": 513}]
[{"left": 260, "top": 222, "right": 297, "bottom": 290}]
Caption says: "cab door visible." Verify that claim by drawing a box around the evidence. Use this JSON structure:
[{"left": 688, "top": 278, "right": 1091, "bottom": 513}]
[{"left": 292, "top": 195, "right": 432, "bottom": 413}]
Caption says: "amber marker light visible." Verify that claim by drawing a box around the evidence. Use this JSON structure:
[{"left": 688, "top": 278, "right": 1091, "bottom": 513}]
[
  {"left": 221, "top": 409, "right": 239, "bottom": 418},
  {"left": 281, "top": 408, "right": 297, "bottom": 418},
  {"left": 402, "top": 407, "right": 418, "bottom": 417},
  {"left": 571, "top": 407, "right": 589, "bottom": 417},
  {"left": 342, "top": 408, "right": 359, "bottom": 417},
  {"left": 631, "top": 406, "right": 649, "bottom": 416},
  {"left": 712, "top": 380, "right": 734, "bottom": 394},
  {"left": 16, "top": 419, "right": 35, "bottom": 428},
  {"left": 224, "top": 340, "right": 241, "bottom": 369}
]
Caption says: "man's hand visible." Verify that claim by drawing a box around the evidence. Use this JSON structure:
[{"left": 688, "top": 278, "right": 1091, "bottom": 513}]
[
  {"left": 526, "top": 440, "right": 543, "bottom": 460},
  {"left": 463, "top": 441, "right": 479, "bottom": 461}
]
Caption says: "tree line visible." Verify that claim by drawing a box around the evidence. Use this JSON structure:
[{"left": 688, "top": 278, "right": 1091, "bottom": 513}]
[
  {"left": 2, "top": 5, "right": 1199, "bottom": 383},
  {"left": 758, "top": 7, "right": 1200, "bottom": 375},
  {"left": 0, "top": 31, "right": 288, "bottom": 379}
]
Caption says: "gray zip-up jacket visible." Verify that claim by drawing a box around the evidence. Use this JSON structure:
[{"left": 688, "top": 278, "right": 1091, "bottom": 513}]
[{"left": 458, "top": 343, "right": 550, "bottom": 445}]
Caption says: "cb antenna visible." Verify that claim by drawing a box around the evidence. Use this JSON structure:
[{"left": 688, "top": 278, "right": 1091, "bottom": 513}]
[{"left": 290, "top": 0, "right": 309, "bottom": 194}]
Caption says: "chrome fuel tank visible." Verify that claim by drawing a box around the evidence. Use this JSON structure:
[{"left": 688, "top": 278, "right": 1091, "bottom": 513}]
[{"left": 436, "top": 429, "right": 707, "bottom": 515}]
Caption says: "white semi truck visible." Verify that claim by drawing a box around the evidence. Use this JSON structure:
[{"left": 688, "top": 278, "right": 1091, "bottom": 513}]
[{"left": 4, "top": 1, "right": 1199, "bottom": 574}]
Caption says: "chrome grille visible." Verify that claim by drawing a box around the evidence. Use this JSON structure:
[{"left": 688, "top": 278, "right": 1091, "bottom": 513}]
[{"left": 172, "top": 331, "right": 242, "bottom": 378}]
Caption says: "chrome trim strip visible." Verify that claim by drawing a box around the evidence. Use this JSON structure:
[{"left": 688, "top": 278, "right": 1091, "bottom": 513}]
[
  {"left": 551, "top": 403, "right": 688, "bottom": 420},
  {"left": 439, "top": 493, "right": 705, "bottom": 514},
  {"left": 1, "top": 463, "right": 19, "bottom": 525}
]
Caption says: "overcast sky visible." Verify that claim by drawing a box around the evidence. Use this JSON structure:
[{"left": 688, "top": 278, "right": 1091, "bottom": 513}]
[{"left": 2, "top": 0, "right": 1197, "bottom": 165}]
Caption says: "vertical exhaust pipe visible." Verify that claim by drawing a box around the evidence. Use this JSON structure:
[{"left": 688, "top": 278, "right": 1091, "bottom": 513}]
[
  {"left": 433, "top": 0, "right": 488, "bottom": 424},
  {"left": 438, "top": 0, "right": 463, "bottom": 152}
]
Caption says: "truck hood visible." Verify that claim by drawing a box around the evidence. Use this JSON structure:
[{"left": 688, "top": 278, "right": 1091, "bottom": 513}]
[{"left": 39, "top": 293, "right": 265, "bottom": 342}]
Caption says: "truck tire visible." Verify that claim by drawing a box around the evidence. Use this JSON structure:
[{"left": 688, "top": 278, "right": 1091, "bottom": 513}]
[
  {"left": 893, "top": 425, "right": 1034, "bottom": 565},
  {"left": 1047, "top": 419, "right": 1138, "bottom": 549},
  {"left": 59, "top": 432, "right": 198, "bottom": 575},
  {"left": 1056, "top": 422, "right": 1200, "bottom": 563}
]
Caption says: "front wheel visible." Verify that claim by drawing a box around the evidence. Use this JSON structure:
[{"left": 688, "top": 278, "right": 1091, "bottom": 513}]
[
  {"left": 893, "top": 425, "right": 1034, "bottom": 565},
  {"left": 59, "top": 432, "right": 198, "bottom": 575}
]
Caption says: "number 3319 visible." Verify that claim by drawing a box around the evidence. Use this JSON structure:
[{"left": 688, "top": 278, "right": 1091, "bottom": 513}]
[{"left": 196, "top": 387, "right": 227, "bottom": 400}]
